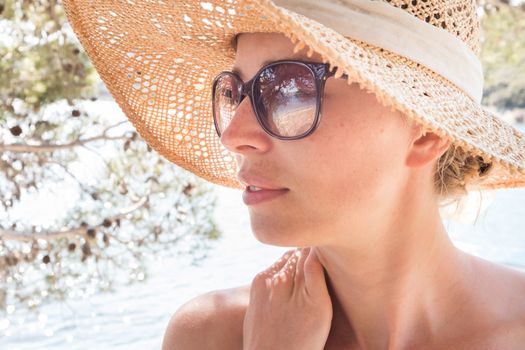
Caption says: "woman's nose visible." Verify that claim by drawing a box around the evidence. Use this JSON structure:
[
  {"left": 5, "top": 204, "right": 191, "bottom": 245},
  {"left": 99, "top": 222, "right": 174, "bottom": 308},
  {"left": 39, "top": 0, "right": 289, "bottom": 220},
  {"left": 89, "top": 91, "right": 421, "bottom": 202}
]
[{"left": 219, "top": 95, "right": 272, "bottom": 154}]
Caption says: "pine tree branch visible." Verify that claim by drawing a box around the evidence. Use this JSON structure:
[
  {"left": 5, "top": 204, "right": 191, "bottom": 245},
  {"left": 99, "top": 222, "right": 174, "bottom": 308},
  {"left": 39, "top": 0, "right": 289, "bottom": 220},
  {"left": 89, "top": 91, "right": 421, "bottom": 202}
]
[
  {"left": 0, "top": 195, "right": 149, "bottom": 242},
  {"left": 1, "top": 121, "right": 131, "bottom": 153}
]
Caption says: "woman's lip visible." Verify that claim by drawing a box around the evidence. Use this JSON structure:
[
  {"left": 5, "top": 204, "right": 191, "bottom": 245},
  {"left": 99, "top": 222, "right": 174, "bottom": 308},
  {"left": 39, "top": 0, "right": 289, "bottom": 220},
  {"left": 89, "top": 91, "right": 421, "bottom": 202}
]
[
  {"left": 237, "top": 173, "right": 287, "bottom": 191},
  {"left": 242, "top": 188, "right": 289, "bottom": 205},
  {"left": 246, "top": 185, "right": 288, "bottom": 191}
]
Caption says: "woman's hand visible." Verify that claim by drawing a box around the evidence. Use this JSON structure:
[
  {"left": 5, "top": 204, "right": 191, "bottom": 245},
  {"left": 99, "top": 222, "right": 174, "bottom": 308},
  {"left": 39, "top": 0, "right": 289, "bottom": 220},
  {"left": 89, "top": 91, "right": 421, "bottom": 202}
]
[{"left": 243, "top": 247, "right": 333, "bottom": 350}]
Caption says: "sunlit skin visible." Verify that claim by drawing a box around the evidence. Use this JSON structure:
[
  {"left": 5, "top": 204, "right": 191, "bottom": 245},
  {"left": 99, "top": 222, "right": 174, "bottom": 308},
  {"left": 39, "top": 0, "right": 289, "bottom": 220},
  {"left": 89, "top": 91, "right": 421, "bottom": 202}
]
[
  {"left": 162, "top": 32, "right": 525, "bottom": 350},
  {"left": 219, "top": 32, "right": 525, "bottom": 349},
  {"left": 223, "top": 32, "right": 446, "bottom": 249}
]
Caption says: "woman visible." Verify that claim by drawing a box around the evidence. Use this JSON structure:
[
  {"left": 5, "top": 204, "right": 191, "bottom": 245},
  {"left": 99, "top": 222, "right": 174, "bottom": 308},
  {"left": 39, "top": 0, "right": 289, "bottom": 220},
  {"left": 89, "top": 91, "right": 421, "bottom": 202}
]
[
  {"left": 62, "top": 0, "right": 525, "bottom": 348},
  {"left": 163, "top": 31, "right": 525, "bottom": 349}
]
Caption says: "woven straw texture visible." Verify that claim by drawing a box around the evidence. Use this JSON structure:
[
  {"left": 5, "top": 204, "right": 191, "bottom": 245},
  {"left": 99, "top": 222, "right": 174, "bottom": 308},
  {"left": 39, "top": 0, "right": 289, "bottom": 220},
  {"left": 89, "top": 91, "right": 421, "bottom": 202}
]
[{"left": 62, "top": 0, "right": 525, "bottom": 191}]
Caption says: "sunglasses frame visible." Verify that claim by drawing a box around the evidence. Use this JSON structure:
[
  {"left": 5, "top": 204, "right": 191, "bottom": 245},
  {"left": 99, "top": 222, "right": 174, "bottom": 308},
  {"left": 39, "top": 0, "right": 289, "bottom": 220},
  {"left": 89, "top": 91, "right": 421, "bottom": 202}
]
[{"left": 211, "top": 59, "right": 349, "bottom": 141}]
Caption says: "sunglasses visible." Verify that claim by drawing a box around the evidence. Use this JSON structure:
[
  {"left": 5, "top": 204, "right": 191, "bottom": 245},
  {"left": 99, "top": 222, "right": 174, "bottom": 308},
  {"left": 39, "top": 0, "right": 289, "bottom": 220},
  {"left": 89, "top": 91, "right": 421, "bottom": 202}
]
[{"left": 211, "top": 59, "right": 349, "bottom": 140}]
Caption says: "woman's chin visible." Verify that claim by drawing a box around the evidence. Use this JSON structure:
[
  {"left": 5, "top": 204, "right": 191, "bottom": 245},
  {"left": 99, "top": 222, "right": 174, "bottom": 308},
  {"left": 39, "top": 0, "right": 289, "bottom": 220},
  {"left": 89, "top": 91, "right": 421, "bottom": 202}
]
[{"left": 250, "top": 223, "right": 310, "bottom": 247}]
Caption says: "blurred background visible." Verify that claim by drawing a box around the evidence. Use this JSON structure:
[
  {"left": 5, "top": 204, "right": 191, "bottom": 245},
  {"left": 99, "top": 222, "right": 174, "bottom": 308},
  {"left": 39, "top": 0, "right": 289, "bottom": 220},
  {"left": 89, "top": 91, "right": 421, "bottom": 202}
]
[{"left": 0, "top": 0, "right": 524, "bottom": 349}]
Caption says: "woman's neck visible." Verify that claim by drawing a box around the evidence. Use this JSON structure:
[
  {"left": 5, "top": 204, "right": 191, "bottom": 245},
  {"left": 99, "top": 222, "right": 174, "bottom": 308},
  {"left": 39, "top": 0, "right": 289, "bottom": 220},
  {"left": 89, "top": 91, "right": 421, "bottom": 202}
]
[{"left": 315, "top": 195, "right": 475, "bottom": 349}]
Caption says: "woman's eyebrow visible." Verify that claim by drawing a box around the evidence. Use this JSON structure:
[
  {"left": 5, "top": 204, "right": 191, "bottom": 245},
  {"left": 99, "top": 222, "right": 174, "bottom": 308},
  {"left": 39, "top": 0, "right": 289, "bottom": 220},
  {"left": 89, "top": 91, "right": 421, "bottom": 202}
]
[
  {"left": 231, "top": 58, "right": 273, "bottom": 81},
  {"left": 231, "top": 56, "right": 307, "bottom": 81}
]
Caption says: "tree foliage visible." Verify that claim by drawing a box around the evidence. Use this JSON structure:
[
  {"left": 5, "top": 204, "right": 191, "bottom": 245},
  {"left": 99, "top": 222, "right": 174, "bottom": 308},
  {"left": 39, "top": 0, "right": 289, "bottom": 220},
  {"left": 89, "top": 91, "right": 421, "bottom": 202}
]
[
  {"left": 479, "top": 0, "right": 525, "bottom": 108},
  {"left": 0, "top": 0, "right": 219, "bottom": 313}
]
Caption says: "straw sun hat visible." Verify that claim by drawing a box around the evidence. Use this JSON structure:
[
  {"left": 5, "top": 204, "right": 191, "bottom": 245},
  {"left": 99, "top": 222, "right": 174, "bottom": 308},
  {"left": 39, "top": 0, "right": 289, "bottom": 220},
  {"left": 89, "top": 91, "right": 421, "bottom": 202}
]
[{"left": 62, "top": 0, "right": 525, "bottom": 191}]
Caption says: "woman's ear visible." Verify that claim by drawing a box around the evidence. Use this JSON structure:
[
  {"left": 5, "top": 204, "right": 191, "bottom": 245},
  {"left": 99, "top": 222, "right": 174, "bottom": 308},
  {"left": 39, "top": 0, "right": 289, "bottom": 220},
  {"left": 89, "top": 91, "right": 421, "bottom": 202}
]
[{"left": 405, "top": 129, "right": 451, "bottom": 168}]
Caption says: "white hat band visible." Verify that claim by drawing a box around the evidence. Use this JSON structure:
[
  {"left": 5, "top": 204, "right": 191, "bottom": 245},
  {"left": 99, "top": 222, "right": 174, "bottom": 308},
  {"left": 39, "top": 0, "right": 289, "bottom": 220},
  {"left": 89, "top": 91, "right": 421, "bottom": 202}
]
[{"left": 273, "top": 0, "right": 484, "bottom": 103}]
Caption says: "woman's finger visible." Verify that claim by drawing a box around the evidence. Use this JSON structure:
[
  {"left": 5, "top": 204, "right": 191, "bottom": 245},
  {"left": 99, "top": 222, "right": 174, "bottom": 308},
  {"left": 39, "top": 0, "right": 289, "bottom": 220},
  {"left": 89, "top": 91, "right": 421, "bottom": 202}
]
[
  {"left": 294, "top": 247, "right": 311, "bottom": 289},
  {"left": 303, "top": 247, "right": 327, "bottom": 298},
  {"left": 260, "top": 249, "right": 296, "bottom": 278},
  {"left": 270, "top": 248, "right": 301, "bottom": 293},
  {"left": 252, "top": 249, "right": 297, "bottom": 293}
]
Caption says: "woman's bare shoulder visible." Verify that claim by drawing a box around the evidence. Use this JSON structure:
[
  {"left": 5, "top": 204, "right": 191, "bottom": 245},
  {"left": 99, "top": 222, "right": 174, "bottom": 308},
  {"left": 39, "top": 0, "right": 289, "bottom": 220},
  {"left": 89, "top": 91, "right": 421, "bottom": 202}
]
[
  {"left": 467, "top": 255, "right": 525, "bottom": 346},
  {"left": 162, "top": 283, "right": 250, "bottom": 350}
]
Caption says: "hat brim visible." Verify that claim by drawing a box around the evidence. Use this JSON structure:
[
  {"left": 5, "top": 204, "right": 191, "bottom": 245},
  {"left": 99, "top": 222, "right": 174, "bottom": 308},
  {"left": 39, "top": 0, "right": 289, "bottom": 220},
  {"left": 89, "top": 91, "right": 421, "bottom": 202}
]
[{"left": 62, "top": 0, "right": 525, "bottom": 191}]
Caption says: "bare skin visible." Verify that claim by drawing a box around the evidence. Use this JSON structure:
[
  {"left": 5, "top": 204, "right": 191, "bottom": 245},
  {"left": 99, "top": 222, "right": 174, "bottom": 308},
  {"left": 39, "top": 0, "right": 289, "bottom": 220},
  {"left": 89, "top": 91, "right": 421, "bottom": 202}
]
[
  {"left": 162, "top": 32, "right": 525, "bottom": 350},
  {"left": 243, "top": 247, "right": 333, "bottom": 349}
]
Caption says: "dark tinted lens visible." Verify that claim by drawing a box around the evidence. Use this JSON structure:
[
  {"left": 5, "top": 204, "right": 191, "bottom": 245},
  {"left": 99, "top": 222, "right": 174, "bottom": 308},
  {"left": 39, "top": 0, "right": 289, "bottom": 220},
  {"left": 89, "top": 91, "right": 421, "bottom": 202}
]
[
  {"left": 254, "top": 63, "right": 318, "bottom": 137},
  {"left": 213, "top": 72, "right": 241, "bottom": 136}
]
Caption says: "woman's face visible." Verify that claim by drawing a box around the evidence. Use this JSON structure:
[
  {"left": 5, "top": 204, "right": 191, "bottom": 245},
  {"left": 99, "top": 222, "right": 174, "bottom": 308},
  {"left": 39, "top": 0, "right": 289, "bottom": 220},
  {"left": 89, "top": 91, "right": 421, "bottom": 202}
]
[{"left": 220, "top": 32, "right": 421, "bottom": 248}]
